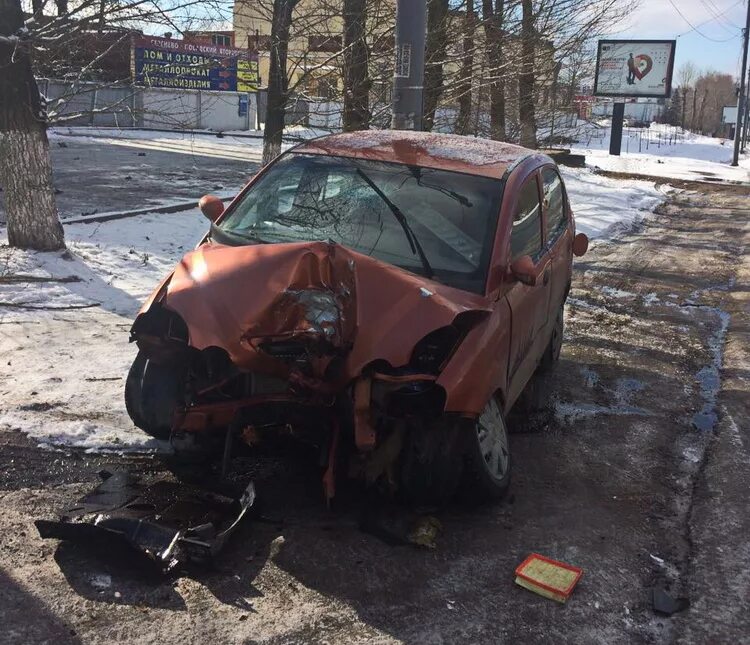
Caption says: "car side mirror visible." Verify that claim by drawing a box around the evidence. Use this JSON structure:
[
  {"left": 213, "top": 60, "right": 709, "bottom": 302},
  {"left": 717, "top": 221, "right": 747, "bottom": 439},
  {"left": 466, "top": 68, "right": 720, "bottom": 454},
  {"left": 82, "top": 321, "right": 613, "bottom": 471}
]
[
  {"left": 199, "top": 195, "right": 225, "bottom": 222},
  {"left": 573, "top": 232, "right": 589, "bottom": 257},
  {"left": 510, "top": 255, "right": 537, "bottom": 286}
]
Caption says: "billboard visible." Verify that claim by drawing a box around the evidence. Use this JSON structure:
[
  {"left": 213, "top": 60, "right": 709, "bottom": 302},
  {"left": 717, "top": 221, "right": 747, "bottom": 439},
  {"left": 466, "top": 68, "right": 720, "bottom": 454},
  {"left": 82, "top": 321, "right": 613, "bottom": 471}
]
[
  {"left": 133, "top": 35, "right": 259, "bottom": 92},
  {"left": 722, "top": 106, "right": 737, "bottom": 125},
  {"left": 594, "top": 40, "right": 676, "bottom": 98}
]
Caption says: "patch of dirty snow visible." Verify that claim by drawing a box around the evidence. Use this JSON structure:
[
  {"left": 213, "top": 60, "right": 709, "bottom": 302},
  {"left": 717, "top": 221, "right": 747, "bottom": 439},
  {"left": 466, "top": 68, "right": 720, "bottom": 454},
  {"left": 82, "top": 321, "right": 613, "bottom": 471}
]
[
  {"left": 580, "top": 366, "right": 600, "bottom": 389},
  {"left": 600, "top": 286, "right": 637, "bottom": 300},
  {"left": 0, "top": 209, "right": 208, "bottom": 320},
  {"left": 0, "top": 411, "right": 166, "bottom": 453},
  {"left": 690, "top": 308, "right": 730, "bottom": 432},
  {"left": 570, "top": 122, "right": 750, "bottom": 183},
  {"left": 554, "top": 401, "right": 649, "bottom": 424},
  {"left": 559, "top": 167, "right": 665, "bottom": 240},
  {"left": 0, "top": 208, "right": 208, "bottom": 452}
]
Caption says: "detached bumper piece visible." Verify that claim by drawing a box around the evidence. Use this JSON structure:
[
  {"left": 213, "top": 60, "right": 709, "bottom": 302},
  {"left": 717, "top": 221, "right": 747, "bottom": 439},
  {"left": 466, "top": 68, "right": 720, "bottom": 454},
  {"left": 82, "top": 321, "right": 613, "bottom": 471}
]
[{"left": 35, "top": 470, "right": 255, "bottom": 573}]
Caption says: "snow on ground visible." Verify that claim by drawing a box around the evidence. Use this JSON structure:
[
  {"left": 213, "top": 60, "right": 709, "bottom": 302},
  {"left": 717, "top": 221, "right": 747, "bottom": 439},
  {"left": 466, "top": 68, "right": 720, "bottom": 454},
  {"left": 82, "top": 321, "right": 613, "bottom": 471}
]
[
  {"left": 570, "top": 122, "right": 750, "bottom": 184},
  {"left": 49, "top": 126, "right": 269, "bottom": 163},
  {"left": 559, "top": 166, "right": 666, "bottom": 239},
  {"left": 0, "top": 209, "right": 208, "bottom": 453},
  {"left": 0, "top": 143, "right": 667, "bottom": 452}
]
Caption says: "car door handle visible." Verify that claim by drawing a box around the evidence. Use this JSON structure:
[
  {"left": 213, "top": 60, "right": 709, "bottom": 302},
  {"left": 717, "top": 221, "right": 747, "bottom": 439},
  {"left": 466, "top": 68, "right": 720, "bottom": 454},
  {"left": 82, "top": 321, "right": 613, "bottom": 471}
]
[{"left": 542, "top": 267, "right": 551, "bottom": 286}]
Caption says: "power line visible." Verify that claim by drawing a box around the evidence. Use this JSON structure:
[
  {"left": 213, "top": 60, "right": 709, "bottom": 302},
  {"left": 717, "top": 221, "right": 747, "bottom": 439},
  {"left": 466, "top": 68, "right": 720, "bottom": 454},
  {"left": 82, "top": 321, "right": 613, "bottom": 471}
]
[
  {"left": 701, "top": 0, "right": 739, "bottom": 32},
  {"left": 678, "top": 0, "right": 744, "bottom": 36},
  {"left": 669, "top": 0, "right": 742, "bottom": 42}
]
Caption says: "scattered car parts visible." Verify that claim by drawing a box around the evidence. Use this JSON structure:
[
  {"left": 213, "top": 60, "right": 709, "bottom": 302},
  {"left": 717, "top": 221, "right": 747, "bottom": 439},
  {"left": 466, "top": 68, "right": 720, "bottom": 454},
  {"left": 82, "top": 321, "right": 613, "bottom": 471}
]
[{"left": 35, "top": 470, "right": 255, "bottom": 573}]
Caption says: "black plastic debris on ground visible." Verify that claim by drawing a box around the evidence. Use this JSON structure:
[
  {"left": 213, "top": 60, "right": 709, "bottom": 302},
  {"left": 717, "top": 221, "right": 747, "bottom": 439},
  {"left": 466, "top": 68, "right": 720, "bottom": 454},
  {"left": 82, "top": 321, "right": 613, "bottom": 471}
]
[
  {"left": 651, "top": 587, "right": 690, "bottom": 616},
  {"left": 36, "top": 469, "right": 255, "bottom": 573}
]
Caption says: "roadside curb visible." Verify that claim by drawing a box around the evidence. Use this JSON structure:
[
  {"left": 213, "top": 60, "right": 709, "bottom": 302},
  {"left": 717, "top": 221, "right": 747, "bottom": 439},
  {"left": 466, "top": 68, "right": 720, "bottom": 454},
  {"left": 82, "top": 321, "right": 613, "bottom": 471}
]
[
  {"left": 49, "top": 126, "right": 312, "bottom": 143},
  {"left": 63, "top": 190, "right": 236, "bottom": 225},
  {"left": 592, "top": 167, "right": 750, "bottom": 190}
]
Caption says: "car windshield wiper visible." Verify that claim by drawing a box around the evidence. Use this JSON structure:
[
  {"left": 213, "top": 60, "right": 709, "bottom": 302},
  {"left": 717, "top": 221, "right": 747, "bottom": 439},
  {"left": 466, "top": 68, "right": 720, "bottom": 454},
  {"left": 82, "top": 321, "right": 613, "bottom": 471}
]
[
  {"left": 210, "top": 223, "right": 269, "bottom": 245},
  {"left": 355, "top": 167, "right": 434, "bottom": 279}
]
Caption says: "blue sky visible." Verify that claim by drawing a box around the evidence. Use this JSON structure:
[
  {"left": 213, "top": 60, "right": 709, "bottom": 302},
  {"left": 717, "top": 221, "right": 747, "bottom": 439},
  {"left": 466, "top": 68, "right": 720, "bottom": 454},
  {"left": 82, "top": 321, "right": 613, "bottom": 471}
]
[{"left": 613, "top": 0, "right": 748, "bottom": 79}]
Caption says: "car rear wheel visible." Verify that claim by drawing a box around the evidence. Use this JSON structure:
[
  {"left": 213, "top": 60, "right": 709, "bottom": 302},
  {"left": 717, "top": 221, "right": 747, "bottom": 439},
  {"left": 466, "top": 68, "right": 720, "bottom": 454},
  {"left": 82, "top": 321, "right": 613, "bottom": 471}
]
[
  {"left": 461, "top": 397, "right": 511, "bottom": 501},
  {"left": 125, "top": 351, "right": 185, "bottom": 440}
]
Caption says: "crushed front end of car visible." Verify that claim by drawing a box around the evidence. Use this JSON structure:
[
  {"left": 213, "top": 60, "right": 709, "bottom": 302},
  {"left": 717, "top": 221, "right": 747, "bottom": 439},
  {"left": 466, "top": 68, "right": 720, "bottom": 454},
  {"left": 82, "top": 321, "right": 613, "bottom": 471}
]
[{"left": 127, "top": 239, "right": 493, "bottom": 503}]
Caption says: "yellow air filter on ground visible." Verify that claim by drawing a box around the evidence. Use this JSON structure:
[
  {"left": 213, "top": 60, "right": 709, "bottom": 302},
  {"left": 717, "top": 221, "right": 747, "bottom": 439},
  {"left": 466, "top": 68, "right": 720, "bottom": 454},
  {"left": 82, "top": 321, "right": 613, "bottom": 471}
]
[{"left": 514, "top": 553, "right": 583, "bottom": 603}]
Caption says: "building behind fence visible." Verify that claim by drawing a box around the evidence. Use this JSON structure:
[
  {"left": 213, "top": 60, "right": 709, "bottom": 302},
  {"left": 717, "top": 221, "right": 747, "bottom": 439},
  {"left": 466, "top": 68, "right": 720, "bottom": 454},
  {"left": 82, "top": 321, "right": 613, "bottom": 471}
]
[{"left": 41, "top": 79, "right": 260, "bottom": 131}]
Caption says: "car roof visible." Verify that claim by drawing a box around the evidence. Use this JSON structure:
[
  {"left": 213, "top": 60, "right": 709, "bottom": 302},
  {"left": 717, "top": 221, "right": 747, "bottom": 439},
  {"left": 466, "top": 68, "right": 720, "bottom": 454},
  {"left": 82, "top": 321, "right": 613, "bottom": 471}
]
[{"left": 293, "top": 130, "right": 536, "bottom": 180}]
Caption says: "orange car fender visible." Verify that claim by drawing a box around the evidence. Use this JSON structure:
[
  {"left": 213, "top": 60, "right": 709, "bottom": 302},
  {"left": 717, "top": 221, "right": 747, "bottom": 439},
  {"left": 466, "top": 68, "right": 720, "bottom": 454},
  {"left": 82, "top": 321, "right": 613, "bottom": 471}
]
[{"left": 436, "top": 298, "right": 512, "bottom": 417}]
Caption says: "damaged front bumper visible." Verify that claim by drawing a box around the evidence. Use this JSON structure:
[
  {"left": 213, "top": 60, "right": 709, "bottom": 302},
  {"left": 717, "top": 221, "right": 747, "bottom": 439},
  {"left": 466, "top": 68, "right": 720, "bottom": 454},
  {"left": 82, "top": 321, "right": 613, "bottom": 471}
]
[{"left": 35, "top": 470, "right": 255, "bottom": 573}]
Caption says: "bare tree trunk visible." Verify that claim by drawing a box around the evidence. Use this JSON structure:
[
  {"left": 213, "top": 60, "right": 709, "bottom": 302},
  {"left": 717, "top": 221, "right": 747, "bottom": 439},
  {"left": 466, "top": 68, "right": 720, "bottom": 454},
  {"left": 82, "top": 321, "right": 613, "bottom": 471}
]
[
  {"left": 518, "top": 0, "right": 536, "bottom": 148},
  {"left": 696, "top": 88, "right": 709, "bottom": 134},
  {"left": 342, "top": 0, "right": 370, "bottom": 131},
  {"left": 690, "top": 88, "right": 697, "bottom": 131},
  {"left": 262, "top": 0, "right": 297, "bottom": 165},
  {"left": 455, "top": 3, "right": 475, "bottom": 136},
  {"left": 0, "top": 0, "right": 65, "bottom": 251},
  {"left": 681, "top": 87, "right": 688, "bottom": 129},
  {"left": 482, "top": 0, "right": 505, "bottom": 141},
  {"left": 423, "top": 0, "right": 449, "bottom": 132}
]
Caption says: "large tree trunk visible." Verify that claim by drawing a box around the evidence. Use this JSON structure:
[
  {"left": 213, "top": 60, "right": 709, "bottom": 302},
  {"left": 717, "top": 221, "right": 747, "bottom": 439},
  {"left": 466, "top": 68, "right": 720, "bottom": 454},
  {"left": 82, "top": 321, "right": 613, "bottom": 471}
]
[
  {"left": 455, "top": 3, "right": 475, "bottom": 136},
  {"left": 342, "top": 0, "right": 370, "bottom": 131},
  {"left": 518, "top": 0, "right": 536, "bottom": 148},
  {"left": 482, "top": 0, "right": 505, "bottom": 141},
  {"left": 0, "top": 0, "right": 65, "bottom": 251},
  {"left": 262, "top": 0, "right": 297, "bottom": 165},
  {"left": 422, "top": 0, "right": 449, "bottom": 132}
]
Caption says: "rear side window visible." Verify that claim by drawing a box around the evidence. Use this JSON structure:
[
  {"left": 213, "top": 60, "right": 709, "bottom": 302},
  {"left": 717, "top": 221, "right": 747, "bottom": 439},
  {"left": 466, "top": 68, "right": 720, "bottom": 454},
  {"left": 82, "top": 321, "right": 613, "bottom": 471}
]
[
  {"left": 511, "top": 176, "right": 542, "bottom": 261},
  {"left": 542, "top": 167, "right": 567, "bottom": 242}
]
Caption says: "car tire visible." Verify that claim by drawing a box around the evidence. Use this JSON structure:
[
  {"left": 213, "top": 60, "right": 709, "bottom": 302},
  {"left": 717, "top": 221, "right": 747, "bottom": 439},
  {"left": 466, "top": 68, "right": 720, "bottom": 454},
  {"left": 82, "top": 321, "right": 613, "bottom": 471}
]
[
  {"left": 125, "top": 351, "right": 185, "bottom": 441},
  {"left": 461, "top": 397, "right": 511, "bottom": 502},
  {"left": 539, "top": 304, "right": 564, "bottom": 371},
  {"left": 400, "top": 418, "right": 465, "bottom": 508}
]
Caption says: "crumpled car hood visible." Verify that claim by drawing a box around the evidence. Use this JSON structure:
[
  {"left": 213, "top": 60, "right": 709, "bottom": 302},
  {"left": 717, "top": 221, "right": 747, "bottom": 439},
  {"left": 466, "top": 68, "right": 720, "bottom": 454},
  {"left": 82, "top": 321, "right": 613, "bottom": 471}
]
[{"left": 156, "top": 241, "right": 491, "bottom": 379}]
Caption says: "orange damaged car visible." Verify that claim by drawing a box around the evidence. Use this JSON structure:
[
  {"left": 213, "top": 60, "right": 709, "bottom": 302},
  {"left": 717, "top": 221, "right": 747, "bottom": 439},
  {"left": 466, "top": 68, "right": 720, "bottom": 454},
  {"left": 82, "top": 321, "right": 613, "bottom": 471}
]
[{"left": 126, "top": 131, "right": 588, "bottom": 506}]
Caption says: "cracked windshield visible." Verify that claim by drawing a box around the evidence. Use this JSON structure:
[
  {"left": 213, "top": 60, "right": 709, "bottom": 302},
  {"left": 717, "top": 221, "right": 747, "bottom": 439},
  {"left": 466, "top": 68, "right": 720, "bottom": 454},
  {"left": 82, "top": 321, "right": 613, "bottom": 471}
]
[{"left": 216, "top": 153, "right": 504, "bottom": 292}]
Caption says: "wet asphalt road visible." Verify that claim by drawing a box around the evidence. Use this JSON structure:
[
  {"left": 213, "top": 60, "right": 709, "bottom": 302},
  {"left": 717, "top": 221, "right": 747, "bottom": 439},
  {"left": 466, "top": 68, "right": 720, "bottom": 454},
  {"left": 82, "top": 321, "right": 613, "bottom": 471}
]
[
  {"left": 0, "top": 184, "right": 749, "bottom": 644},
  {"left": 0, "top": 133, "right": 261, "bottom": 223}
]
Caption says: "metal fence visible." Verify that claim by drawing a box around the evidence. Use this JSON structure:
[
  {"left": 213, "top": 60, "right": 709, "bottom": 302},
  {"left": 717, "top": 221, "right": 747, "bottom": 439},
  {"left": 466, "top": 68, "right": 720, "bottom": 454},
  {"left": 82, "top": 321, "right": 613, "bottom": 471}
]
[{"left": 39, "top": 79, "right": 259, "bottom": 132}]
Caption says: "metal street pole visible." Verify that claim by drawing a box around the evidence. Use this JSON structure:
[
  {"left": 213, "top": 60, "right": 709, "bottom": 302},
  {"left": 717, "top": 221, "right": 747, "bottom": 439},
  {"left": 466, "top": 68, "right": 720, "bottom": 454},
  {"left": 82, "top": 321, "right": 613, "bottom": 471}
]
[
  {"left": 731, "top": 0, "right": 750, "bottom": 166},
  {"left": 610, "top": 102, "right": 625, "bottom": 155},
  {"left": 390, "top": 0, "right": 427, "bottom": 130},
  {"left": 742, "top": 62, "right": 750, "bottom": 152}
]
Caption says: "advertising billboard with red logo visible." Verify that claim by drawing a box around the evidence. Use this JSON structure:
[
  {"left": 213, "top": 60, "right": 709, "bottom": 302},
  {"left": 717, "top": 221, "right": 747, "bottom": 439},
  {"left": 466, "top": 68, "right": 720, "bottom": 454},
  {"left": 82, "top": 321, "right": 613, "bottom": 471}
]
[{"left": 594, "top": 40, "right": 676, "bottom": 98}]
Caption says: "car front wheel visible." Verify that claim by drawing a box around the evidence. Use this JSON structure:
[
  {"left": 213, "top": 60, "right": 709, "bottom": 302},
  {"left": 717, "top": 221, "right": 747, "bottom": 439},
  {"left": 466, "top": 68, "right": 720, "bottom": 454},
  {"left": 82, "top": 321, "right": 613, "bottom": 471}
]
[
  {"left": 462, "top": 397, "right": 511, "bottom": 501},
  {"left": 125, "top": 351, "right": 185, "bottom": 440}
]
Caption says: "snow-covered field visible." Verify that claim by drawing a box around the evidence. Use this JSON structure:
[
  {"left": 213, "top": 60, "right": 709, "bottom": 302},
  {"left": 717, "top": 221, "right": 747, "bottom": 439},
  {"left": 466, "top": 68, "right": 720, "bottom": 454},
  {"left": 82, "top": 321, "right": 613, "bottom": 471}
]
[{"left": 570, "top": 122, "right": 750, "bottom": 184}]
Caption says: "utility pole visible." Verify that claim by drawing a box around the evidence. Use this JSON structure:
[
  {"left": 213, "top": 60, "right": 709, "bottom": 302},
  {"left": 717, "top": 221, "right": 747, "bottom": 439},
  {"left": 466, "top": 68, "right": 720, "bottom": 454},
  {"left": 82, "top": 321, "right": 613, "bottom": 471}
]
[
  {"left": 742, "top": 62, "right": 750, "bottom": 152},
  {"left": 390, "top": 0, "right": 427, "bottom": 130},
  {"left": 731, "top": 0, "right": 749, "bottom": 166}
]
